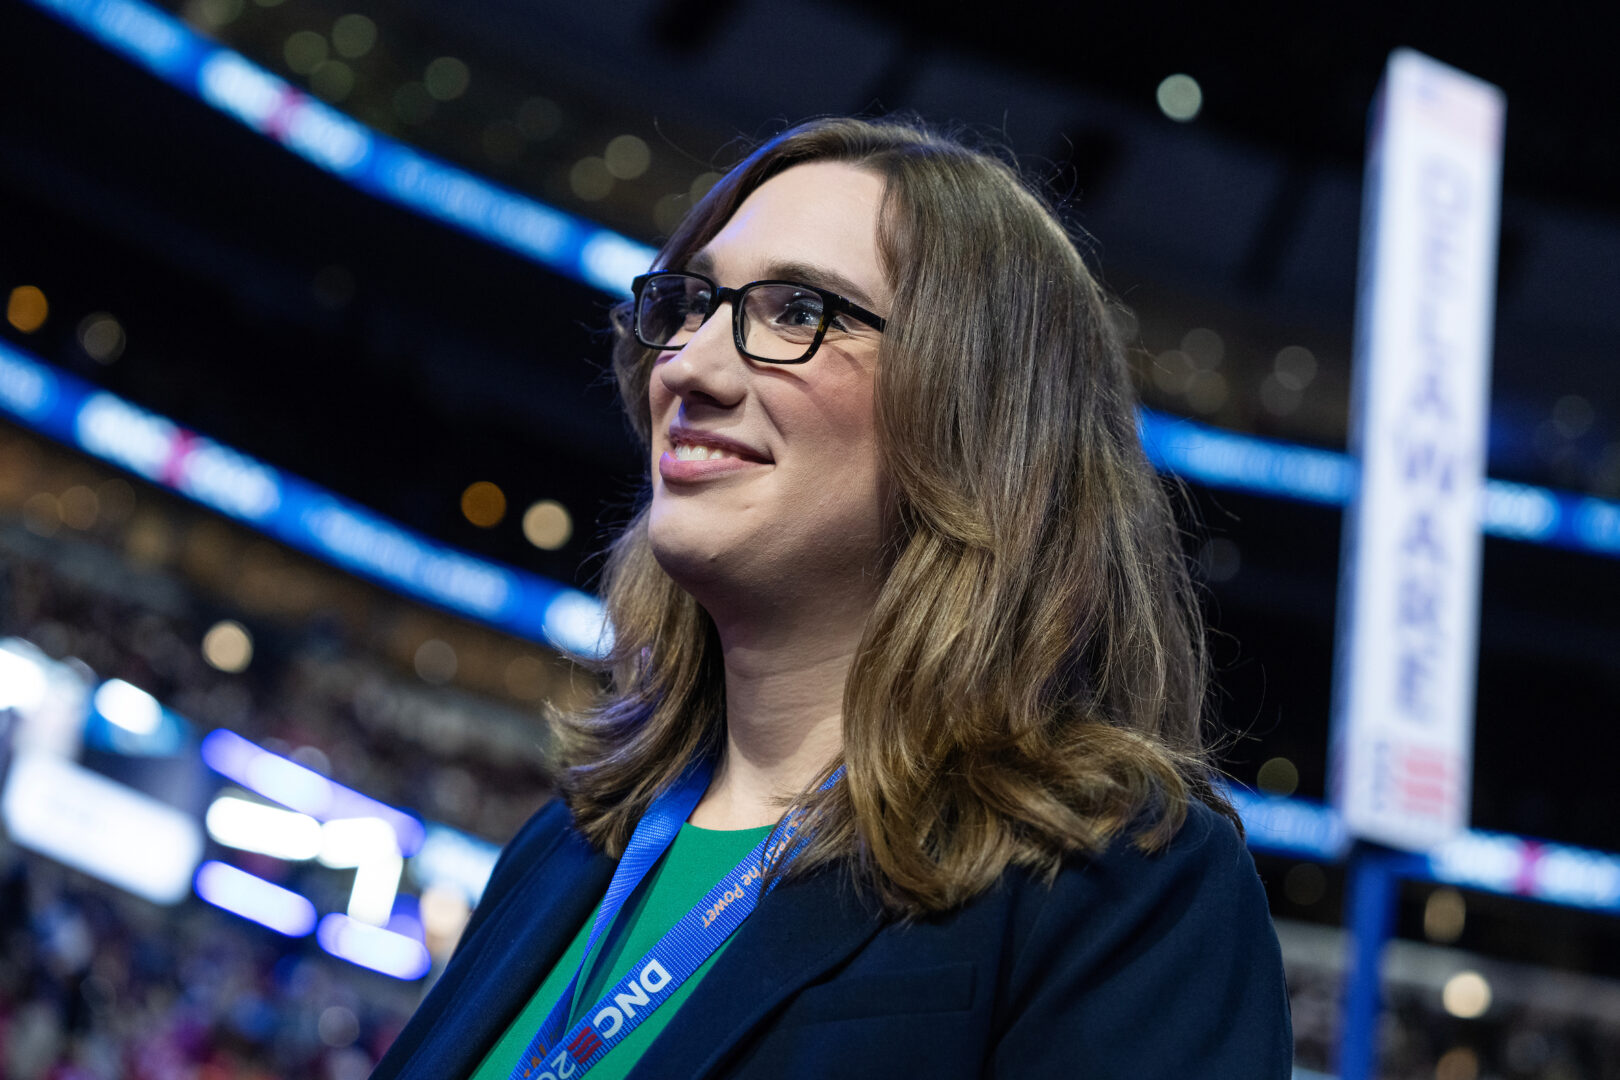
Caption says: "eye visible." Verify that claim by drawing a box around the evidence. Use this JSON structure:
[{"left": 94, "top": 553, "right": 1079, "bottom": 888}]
[
  {"left": 677, "top": 280, "right": 712, "bottom": 321},
  {"left": 650, "top": 277, "right": 710, "bottom": 332},
  {"left": 780, "top": 292, "right": 825, "bottom": 327},
  {"left": 764, "top": 289, "right": 828, "bottom": 336},
  {"left": 638, "top": 274, "right": 719, "bottom": 348}
]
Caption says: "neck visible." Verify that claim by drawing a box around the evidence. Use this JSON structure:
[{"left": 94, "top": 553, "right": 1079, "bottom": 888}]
[{"left": 686, "top": 602, "right": 865, "bottom": 830}]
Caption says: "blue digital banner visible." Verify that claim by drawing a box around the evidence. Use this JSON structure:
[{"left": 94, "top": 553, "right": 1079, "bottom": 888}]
[
  {"left": 0, "top": 340, "right": 610, "bottom": 657},
  {"left": 1227, "top": 786, "right": 1351, "bottom": 861},
  {"left": 1231, "top": 784, "right": 1620, "bottom": 916},
  {"left": 23, "top": 0, "right": 658, "bottom": 294},
  {"left": 1138, "top": 410, "right": 1616, "bottom": 555}
]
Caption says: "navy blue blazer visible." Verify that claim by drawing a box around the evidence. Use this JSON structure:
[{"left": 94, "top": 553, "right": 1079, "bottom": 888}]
[{"left": 373, "top": 798, "right": 1292, "bottom": 1078}]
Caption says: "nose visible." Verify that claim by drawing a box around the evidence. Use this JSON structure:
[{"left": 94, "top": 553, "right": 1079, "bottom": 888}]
[{"left": 653, "top": 299, "right": 746, "bottom": 408}]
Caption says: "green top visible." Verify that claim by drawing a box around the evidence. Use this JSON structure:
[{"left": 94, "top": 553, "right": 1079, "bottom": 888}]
[{"left": 470, "top": 822, "right": 774, "bottom": 1080}]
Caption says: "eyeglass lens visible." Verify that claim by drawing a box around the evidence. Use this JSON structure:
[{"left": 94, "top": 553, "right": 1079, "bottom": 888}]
[{"left": 637, "top": 274, "right": 826, "bottom": 362}]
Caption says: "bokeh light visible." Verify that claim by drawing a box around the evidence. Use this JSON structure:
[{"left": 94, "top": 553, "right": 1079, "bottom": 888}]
[
  {"left": 1156, "top": 74, "right": 1203, "bottom": 122},
  {"left": 1441, "top": 971, "right": 1491, "bottom": 1019},
  {"left": 331, "top": 14, "right": 376, "bottom": 59},
  {"left": 423, "top": 56, "right": 470, "bottom": 101},
  {"left": 503, "top": 654, "right": 550, "bottom": 700},
  {"left": 1424, "top": 886, "right": 1467, "bottom": 943},
  {"left": 569, "top": 157, "right": 614, "bottom": 201},
  {"left": 125, "top": 512, "right": 175, "bottom": 566},
  {"left": 1435, "top": 1046, "right": 1480, "bottom": 1080},
  {"left": 1256, "top": 756, "right": 1299, "bottom": 796},
  {"left": 413, "top": 638, "right": 457, "bottom": 684},
  {"left": 1260, "top": 374, "right": 1302, "bottom": 416},
  {"left": 318, "top": 1005, "right": 360, "bottom": 1048},
  {"left": 183, "top": 0, "right": 244, "bottom": 29},
  {"left": 1274, "top": 345, "right": 1318, "bottom": 390},
  {"left": 689, "top": 171, "right": 722, "bottom": 202},
  {"left": 1152, "top": 348, "right": 1195, "bottom": 394},
  {"left": 522, "top": 499, "right": 572, "bottom": 550},
  {"left": 7, "top": 285, "right": 48, "bottom": 333},
  {"left": 460, "top": 481, "right": 506, "bottom": 527},
  {"left": 58, "top": 485, "right": 99, "bottom": 530},
  {"left": 202, "top": 620, "right": 254, "bottom": 673},
  {"left": 283, "top": 30, "right": 328, "bottom": 75},
  {"left": 419, "top": 884, "right": 471, "bottom": 954},
  {"left": 78, "top": 312, "right": 127, "bottom": 363},
  {"left": 604, "top": 134, "right": 651, "bottom": 180}
]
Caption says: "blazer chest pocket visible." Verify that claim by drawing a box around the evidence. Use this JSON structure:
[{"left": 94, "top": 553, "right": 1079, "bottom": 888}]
[{"left": 783, "top": 961, "right": 976, "bottom": 1027}]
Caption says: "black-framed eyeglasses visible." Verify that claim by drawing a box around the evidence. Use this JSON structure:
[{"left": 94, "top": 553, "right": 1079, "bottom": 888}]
[{"left": 630, "top": 270, "right": 887, "bottom": 364}]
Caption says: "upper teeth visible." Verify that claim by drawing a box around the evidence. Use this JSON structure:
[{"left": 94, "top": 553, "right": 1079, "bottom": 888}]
[{"left": 673, "top": 443, "right": 740, "bottom": 461}]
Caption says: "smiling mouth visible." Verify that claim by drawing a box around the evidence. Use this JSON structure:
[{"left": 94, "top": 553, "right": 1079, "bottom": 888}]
[
  {"left": 665, "top": 428, "right": 772, "bottom": 465},
  {"left": 671, "top": 443, "right": 751, "bottom": 462}
]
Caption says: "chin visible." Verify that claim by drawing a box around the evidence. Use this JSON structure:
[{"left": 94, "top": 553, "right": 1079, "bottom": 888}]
[{"left": 647, "top": 509, "right": 730, "bottom": 587}]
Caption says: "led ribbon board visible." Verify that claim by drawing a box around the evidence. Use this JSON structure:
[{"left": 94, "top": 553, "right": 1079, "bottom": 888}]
[
  {"left": 1234, "top": 792, "right": 1620, "bottom": 917},
  {"left": 1137, "top": 412, "right": 1620, "bottom": 553},
  {"left": 18, "top": 0, "right": 1620, "bottom": 558},
  {"left": 20, "top": 0, "right": 656, "bottom": 295},
  {"left": 0, "top": 339, "right": 609, "bottom": 656},
  {"left": 1332, "top": 50, "right": 1505, "bottom": 850}
]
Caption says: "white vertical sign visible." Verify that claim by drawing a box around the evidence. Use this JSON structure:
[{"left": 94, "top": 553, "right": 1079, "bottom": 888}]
[{"left": 1332, "top": 50, "right": 1504, "bottom": 851}]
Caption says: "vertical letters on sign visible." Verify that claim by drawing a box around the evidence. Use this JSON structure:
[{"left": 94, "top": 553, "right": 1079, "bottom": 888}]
[{"left": 1332, "top": 50, "right": 1504, "bottom": 851}]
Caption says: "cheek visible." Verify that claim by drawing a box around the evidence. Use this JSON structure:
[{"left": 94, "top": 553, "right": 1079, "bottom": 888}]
[
  {"left": 809, "top": 371, "right": 879, "bottom": 455},
  {"left": 781, "top": 374, "right": 885, "bottom": 501}
]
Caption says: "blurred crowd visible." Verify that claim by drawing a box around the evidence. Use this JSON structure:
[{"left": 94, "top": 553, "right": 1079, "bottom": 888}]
[
  {"left": 0, "top": 426, "right": 573, "bottom": 1077},
  {"left": 1285, "top": 952, "right": 1620, "bottom": 1078},
  {"left": 0, "top": 852, "right": 410, "bottom": 1079}
]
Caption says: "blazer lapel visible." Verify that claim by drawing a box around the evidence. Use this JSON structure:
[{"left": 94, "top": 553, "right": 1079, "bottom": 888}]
[
  {"left": 394, "top": 829, "right": 614, "bottom": 1080},
  {"left": 629, "top": 867, "right": 886, "bottom": 1080}
]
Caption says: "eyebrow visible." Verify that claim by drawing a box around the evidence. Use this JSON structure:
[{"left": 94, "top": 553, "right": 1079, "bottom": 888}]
[{"left": 684, "top": 250, "right": 885, "bottom": 315}]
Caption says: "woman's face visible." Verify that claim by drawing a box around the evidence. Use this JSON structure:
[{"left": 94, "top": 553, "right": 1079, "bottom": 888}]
[{"left": 646, "top": 161, "right": 892, "bottom": 618}]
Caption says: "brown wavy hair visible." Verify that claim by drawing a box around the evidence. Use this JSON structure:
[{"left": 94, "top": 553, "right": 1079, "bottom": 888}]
[{"left": 555, "top": 116, "right": 1235, "bottom": 917}]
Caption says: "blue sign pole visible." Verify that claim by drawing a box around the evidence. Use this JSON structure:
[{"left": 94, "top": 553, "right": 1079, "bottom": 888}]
[{"left": 1336, "top": 845, "right": 1400, "bottom": 1080}]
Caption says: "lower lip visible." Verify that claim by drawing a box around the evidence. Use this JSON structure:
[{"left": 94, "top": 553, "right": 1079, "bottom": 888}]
[{"left": 658, "top": 451, "right": 770, "bottom": 484}]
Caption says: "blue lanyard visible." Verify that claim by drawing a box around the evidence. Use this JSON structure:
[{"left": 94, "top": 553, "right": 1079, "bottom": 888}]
[{"left": 507, "top": 760, "right": 842, "bottom": 1080}]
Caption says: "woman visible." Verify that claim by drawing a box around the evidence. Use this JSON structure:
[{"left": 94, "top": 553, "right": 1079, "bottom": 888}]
[{"left": 374, "top": 117, "right": 1292, "bottom": 1079}]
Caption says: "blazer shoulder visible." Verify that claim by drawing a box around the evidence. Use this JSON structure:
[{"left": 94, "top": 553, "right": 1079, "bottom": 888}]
[
  {"left": 1007, "top": 796, "right": 1280, "bottom": 1019},
  {"left": 1054, "top": 795, "right": 1251, "bottom": 891},
  {"left": 995, "top": 798, "right": 1292, "bottom": 1077}
]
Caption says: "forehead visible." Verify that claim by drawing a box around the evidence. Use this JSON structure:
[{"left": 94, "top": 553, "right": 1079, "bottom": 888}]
[{"left": 696, "top": 162, "right": 890, "bottom": 303}]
